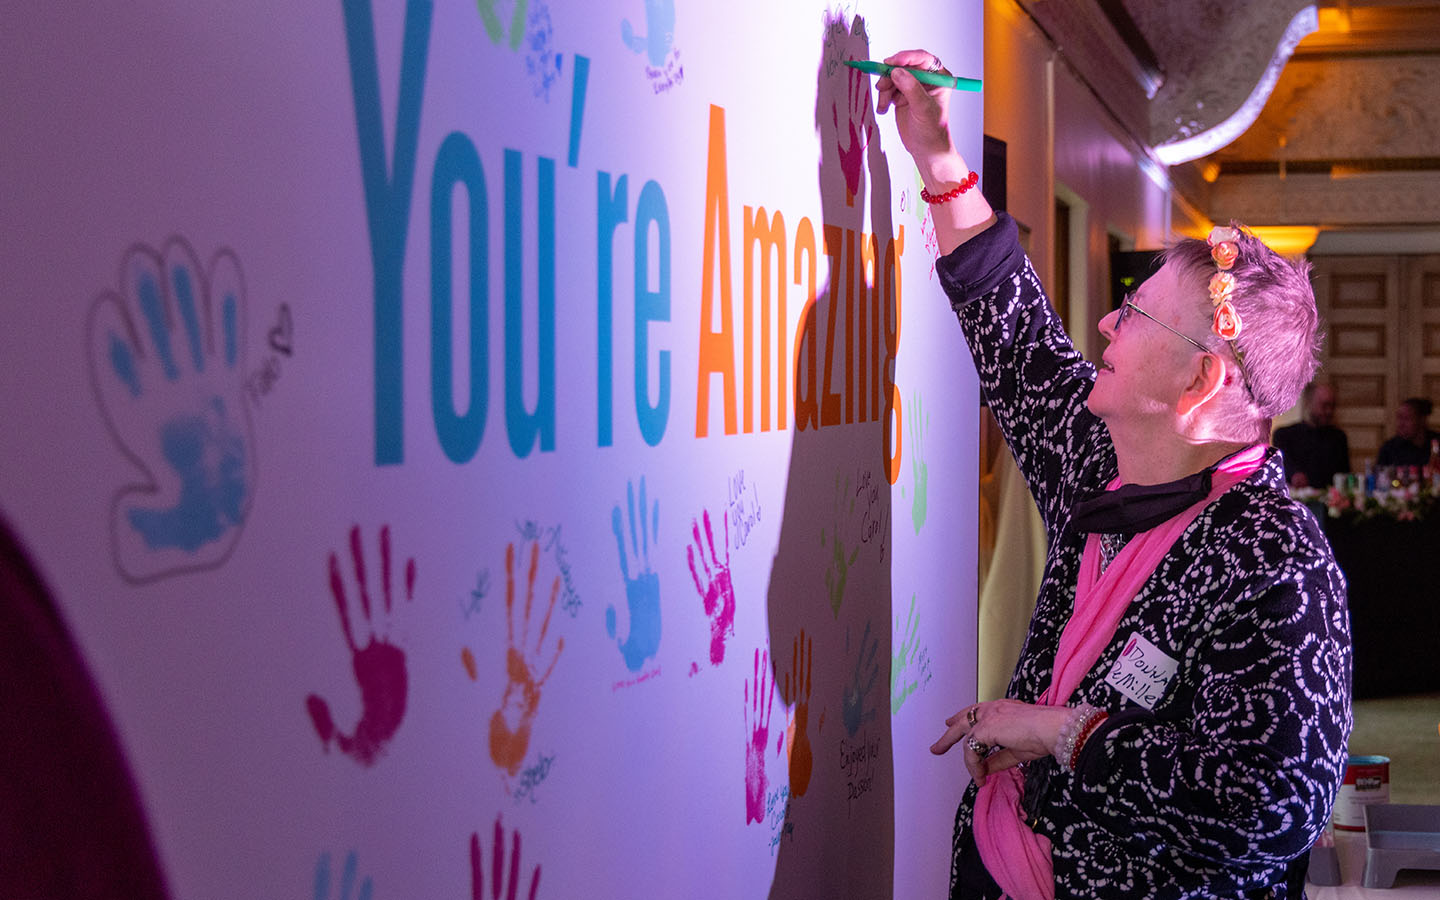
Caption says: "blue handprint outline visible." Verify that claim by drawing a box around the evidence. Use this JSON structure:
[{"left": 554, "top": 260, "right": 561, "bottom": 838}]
[
  {"left": 86, "top": 238, "right": 255, "bottom": 583},
  {"left": 620, "top": 0, "right": 675, "bottom": 68},
  {"left": 314, "top": 850, "right": 373, "bottom": 900},
  {"left": 842, "top": 619, "right": 880, "bottom": 736},
  {"left": 606, "top": 476, "right": 661, "bottom": 672}
]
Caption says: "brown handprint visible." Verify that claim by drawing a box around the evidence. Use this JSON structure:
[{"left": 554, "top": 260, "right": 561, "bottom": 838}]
[
  {"left": 783, "top": 631, "right": 814, "bottom": 797},
  {"left": 470, "top": 814, "right": 540, "bottom": 900},
  {"left": 463, "top": 542, "right": 564, "bottom": 777},
  {"left": 305, "top": 525, "right": 417, "bottom": 766},
  {"left": 832, "top": 65, "right": 877, "bottom": 206}
]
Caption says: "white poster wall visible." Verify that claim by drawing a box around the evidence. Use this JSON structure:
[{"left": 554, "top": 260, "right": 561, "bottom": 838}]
[{"left": 0, "top": 0, "right": 983, "bottom": 896}]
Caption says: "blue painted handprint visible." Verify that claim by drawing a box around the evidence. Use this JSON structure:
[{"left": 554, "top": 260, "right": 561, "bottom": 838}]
[
  {"left": 86, "top": 239, "right": 255, "bottom": 583},
  {"left": 842, "top": 620, "right": 880, "bottom": 736},
  {"left": 620, "top": 0, "right": 675, "bottom": 67},
  {"left": 314, "top": 850, "right": 373, "bottom": 900},
  {"left": 606, "top": 476, "right": 661, "bottom": 672}
]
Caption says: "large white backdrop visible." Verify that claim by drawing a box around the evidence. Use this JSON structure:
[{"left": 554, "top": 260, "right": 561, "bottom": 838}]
[{"left": 0, "top": 0, "right": 982, "bottom": 896}]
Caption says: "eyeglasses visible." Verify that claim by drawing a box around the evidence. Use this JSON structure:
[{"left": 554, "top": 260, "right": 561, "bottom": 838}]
[{"left": 1116, "top": 294, "right": 1254, "bottom": 398}]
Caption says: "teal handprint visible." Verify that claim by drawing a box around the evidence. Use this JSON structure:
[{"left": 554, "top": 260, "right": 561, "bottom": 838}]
[
  {"left": 820, "top": 473, "right": 858, "bottom": 618},
  {"left": 620, "top": 0, "right": 675, "bottom": 67},
  {"left": 314, "top": 850, "right": 372, "bottom": 900},
  {"left": 890, "top": 595, "right": 919, "bottom": 715},
  {"left": 87, "top": 239, "right": 255, "bottom": 583},
  {"left": 842, "top": 620, "right": 879, "bottom": 736},
  {"left": 909, "top": 391, "right": 929, "bottom": 534},
  {"left": 606, "top": 476, "right": 661, "bottom": 672}
]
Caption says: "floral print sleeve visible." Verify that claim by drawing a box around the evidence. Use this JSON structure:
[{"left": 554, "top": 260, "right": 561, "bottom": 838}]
[{"left": 934, "top": 213, "right": 1115, "bottom": 529}]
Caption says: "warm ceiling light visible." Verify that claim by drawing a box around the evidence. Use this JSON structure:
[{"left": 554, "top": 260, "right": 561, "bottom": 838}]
[
  {"left": 1316, "top": 8, "right": 1352, "bottom": 33},
  {"left": 1247, "top": 226, "right": 1321, "bottom": 255}
]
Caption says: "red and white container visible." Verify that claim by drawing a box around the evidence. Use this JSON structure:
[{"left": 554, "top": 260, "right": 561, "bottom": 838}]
[{"left": 1333, "top": 755, "right": 1390, "bottom": 831}]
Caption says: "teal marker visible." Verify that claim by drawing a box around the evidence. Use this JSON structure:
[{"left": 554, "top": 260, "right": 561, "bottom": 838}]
[{"left": 845, "top": 59, "right": 982, "bottom": 92}]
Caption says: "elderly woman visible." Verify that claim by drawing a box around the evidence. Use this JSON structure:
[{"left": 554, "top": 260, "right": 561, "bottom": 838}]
[{"left": 875, "top": 51, "right": 1352, "bottom": 899}]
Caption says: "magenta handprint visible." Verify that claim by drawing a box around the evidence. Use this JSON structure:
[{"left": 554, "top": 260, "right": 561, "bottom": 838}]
[
  {"left": 471, "top": 814, "right": 540, "bottom": 900},
  {"left": 463, "top": 542, "right": 565, "bottom": 777},
  {"left": 687, "top": 509, "right": 736, "bottom": 666},
  {"left": 743, "top": 647, "right": 776, "bottom": 824},
  {"left": 832, "top": 66, "right": 876, "bottom": 204},
  {"left": 306, "top": 525, "right": 417, "bottom": 766}
]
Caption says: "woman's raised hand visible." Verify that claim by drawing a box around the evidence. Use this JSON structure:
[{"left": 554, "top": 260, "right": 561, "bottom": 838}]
[{"left": 875, "top": 49, "right": 957, "bottom": 169}]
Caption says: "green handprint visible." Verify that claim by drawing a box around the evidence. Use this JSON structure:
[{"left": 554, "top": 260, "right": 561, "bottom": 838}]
[
  {"left": 890, "top": 594, "right": 919, "bottom": 715},
  {"left": 909, "top": 390, "right": 929, "bottom": 534},
  {"left": 477, "top": 0, "right": 527, "bottom": 50},
  {"left": 820, "top": 472, "right": 858, "bottom": 618}
]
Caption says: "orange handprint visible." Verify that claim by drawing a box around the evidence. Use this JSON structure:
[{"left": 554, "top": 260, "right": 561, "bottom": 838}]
[
  {"left": 783, "top": 631, "right": 814, "bottom": 797},
  {"left": 463, "top": 542, "right": 564, "bottom": 777}
]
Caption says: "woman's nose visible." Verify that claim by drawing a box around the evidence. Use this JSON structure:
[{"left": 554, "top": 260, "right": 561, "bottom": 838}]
[{"left": 1098, "top": 309, "right": 1118, "bottom": 339}]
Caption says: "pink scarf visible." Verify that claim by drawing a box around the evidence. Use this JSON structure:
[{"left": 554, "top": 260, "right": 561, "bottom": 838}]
[{"left": 972, "top": 445, "right": 1267, "bottom": 900}]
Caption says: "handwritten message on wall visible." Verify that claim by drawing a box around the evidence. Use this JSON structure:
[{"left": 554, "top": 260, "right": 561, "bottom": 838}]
[{"left": 0, "top": 0, "right": 981, "bottom": 896}]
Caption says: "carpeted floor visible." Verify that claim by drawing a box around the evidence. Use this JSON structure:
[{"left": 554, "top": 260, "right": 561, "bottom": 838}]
[{"left": 1347, "top": 691, "right": 1440, "bottom": 806}]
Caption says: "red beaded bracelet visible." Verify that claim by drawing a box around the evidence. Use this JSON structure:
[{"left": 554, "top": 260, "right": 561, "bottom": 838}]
[
  {"left": 920, "top": 170, "right": 980, "bottom": 204},
  {"left": 1067, "top": 710, "right": 1109, "bottom": 771}
]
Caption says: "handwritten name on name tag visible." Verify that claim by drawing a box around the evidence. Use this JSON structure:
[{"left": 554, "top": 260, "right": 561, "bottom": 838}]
[{"left": 1105, "top": 632, "right": 1179, "bottom": 710}]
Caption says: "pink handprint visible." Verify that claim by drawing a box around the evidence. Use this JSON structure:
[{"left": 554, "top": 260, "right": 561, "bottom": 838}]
[
  {"left": 462, "top": 542, "right": 564, "bottom": 777},
  {"left": 687, "top": 509, "right": 736, "bottom": 666},
  {"left": 832, "top": 66, "right": 876, "bottom": 205},
  {"left": 470, "top": 814, "right": 540, "bottom": 900},
  {"left": 305, "top": 525, "right": 417, "bottom": 766},
  {"left": 743, "top": 647, "right": 776, "bottom": 824}
]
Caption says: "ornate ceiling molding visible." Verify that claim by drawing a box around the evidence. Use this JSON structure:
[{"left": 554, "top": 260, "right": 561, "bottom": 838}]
[
  {"left": 1217, "top": 56, "right": 1440, "bottom": 162},
  {"left": 1147, "top": 4, "right": 1318, "bottom": 163},
  {"left": 1009, "top": 1, "right": 1321, "bottom": 166},
  {"left": 1209, "top": 171, "right": 1440, "bottom": 227}
]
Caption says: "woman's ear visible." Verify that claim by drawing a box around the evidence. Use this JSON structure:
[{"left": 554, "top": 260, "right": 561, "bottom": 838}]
[{"left": 1176, "top": 353, "right": 1227, "bottom": 417}]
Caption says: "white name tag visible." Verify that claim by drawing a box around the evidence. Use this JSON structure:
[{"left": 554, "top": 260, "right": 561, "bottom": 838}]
[{"left": 1105, "top": 632, "right": 1179, "bottom": 710}]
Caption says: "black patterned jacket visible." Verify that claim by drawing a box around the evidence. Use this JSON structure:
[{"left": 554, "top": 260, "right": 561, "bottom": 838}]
[{"left": 938, "top": 214, "right": 1352, "bottom": 899}]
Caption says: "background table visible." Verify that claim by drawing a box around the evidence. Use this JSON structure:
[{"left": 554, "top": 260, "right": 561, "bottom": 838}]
[{"left": 1321, "top": 515, "right": 1440, "bottom": 699}]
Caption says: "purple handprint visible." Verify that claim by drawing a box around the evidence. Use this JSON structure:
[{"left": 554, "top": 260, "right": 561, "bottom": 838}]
[
  {"left": 743, "top": 647, "right": 776, "bottom": 824},
  {"left": 470, "top": 814, "right": 540, "bottom": 900},
  {"left": 306, "top": 525, "right": 416, "bottom": 766},
  {"left": 687, "top": 509, "right": 736, "bottom": 666}
]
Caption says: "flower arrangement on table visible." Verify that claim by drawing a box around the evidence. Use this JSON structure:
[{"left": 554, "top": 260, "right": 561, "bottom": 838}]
[{"left": 1293, "top": 480, "right": 1440, "bottom": 523}]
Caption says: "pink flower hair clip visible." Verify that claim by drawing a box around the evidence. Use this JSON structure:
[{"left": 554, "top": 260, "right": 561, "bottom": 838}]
[{"left": 1206, "top": 226, "right": 1244, "bottom": 343}]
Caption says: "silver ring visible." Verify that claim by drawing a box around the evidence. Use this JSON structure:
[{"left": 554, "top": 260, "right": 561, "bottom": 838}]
[
  {"left": 967, "top": 737, "right": 989, "bottom": 755},
  {"left": 927, "top": 57, "right": 944, "bottom": 73},
  {"left": 966, "top": 707, "right": 978, "bottom": 726}
]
